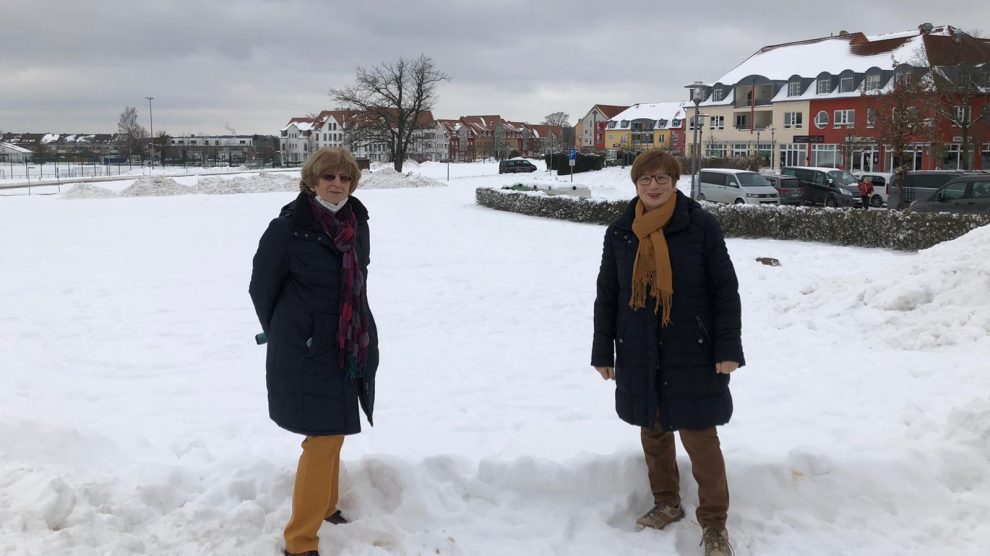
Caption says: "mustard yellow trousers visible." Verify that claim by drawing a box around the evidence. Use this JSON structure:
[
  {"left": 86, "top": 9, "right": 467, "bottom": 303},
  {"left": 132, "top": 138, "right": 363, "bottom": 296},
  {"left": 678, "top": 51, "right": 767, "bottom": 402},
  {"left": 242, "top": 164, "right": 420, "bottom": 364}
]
[{"left": 284, "top": 435, "right": 345, "bottom": 554}]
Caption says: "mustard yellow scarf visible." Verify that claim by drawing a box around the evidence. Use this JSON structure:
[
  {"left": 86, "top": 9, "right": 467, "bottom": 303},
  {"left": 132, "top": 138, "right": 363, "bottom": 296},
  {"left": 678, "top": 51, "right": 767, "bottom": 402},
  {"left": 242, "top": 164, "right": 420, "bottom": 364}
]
[{"left": 629, "top": 195, "right": 676, "bottom": 325}]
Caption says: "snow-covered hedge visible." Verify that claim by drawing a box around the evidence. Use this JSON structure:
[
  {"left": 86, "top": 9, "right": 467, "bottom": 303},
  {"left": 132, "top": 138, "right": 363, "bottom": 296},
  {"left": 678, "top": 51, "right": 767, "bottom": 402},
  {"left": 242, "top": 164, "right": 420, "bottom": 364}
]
[{"left": 475, "top": 187, "right": 990, "bottom": 251}]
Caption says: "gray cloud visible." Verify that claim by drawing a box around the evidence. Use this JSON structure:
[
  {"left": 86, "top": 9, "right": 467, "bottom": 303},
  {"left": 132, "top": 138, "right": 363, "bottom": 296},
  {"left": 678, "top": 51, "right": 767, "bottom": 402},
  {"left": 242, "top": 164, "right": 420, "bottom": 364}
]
[{"left": 1, "top": 0, "right": 986, "bottom": 134}]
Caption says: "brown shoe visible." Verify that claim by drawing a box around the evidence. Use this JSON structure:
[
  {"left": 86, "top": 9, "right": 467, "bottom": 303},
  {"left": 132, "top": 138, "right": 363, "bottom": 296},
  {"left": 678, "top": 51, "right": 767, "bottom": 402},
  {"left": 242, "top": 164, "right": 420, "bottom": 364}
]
[
  {"left": 283, "top": 551, "right": 319, "bottom": 556},
  {"left": 701, "top": 526, "right": 733, "bottom": 556},
  {"left": 324, "top": 510, "right": 349, "bottom": 525},
  {"left": 635, "top": 504, "right": 684, "bottom": 530}
]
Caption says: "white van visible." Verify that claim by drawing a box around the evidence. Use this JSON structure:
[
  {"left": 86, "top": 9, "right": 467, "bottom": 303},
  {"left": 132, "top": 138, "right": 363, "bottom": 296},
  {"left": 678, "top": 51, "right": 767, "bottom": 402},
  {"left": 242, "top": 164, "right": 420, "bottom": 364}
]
[{"left": 698, "top": 169, "right": 779, "bottom": 205}]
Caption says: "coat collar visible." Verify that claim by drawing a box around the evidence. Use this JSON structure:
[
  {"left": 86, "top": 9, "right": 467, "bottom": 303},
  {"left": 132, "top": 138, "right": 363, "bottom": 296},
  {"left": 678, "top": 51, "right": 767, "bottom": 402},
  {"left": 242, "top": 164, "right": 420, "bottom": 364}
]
[
  {"left": 615, "top": 190, "right": 694, "bottom": 234},
  {"left": 281, "top": 191, "right": 370, "bottom": 230}
]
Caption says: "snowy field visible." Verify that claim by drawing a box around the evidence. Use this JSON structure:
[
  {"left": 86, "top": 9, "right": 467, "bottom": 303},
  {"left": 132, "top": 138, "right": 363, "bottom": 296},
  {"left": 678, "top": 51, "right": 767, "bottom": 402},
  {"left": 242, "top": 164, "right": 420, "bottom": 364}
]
[{"left": 1, "top": 160, "right": 989, "bottom": 555}]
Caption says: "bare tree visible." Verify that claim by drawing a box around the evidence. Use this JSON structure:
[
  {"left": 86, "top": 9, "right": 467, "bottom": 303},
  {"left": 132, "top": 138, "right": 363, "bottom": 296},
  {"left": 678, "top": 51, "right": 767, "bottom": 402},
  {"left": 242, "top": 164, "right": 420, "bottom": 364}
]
[
  {"left": 543, "top": 111, "right": 571, "bottom": 127},
  {"left": 918, "top": 62, "right": 989, "bottom": 170},
  {"left": 861, "top": 66, "right": 934, "bottom": 207},
  {"left": 330, "top": 55, "right": 448, "bottom": 172},
  {"left": 116, "top": 106, "right": 148, "bottom": 160}
]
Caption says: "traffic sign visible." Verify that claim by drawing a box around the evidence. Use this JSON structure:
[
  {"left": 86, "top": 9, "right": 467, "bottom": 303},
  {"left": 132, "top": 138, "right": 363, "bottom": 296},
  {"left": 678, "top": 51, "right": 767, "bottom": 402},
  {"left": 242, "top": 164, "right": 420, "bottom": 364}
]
[{"left": 568, "top": 148, "right": 576, "bottom": 160}]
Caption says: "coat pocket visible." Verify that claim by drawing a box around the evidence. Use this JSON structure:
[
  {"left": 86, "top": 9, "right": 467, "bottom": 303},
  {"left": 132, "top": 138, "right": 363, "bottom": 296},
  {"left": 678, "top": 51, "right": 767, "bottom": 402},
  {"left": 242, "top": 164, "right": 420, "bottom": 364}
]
[{"left": 306, "top": 311, "right": 340, "bottom": 359}]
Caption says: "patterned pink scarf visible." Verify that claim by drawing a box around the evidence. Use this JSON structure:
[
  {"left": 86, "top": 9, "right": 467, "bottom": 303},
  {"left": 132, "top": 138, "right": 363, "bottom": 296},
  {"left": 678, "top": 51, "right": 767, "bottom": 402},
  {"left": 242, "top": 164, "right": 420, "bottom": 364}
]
[{"left": 308, "top": 195, "right": 370, "bottom": 379}]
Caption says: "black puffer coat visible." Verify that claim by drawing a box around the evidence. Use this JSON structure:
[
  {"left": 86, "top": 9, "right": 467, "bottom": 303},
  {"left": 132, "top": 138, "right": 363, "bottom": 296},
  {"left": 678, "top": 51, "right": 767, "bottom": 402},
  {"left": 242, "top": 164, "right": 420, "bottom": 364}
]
[
  {"left": 592, "top": 191, "right": 743, "bottom": 432},
  {"left": 250, "top": 192, "right": 379, "bottom": 436}
]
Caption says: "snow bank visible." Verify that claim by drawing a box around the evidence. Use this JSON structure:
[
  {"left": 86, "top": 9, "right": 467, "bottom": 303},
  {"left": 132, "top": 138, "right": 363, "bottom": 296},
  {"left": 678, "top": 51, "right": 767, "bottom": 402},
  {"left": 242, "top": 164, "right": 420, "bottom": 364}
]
[
  {"left": 118, "top": 176, "right": 194, "bottom": 197},
  {"left": 868, "top": 224, "right": 990, "bottom": 349}
]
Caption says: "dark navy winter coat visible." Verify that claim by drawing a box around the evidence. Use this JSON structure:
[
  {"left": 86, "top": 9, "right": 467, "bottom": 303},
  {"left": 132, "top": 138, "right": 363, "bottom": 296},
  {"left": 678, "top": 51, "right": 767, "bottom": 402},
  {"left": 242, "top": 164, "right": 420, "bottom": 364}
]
[
  {"left": 592, "top": 191, "right": 744, "bottom": 431},
  {"left": 250, "top": 192, "right": 379, "bottom": 436}
]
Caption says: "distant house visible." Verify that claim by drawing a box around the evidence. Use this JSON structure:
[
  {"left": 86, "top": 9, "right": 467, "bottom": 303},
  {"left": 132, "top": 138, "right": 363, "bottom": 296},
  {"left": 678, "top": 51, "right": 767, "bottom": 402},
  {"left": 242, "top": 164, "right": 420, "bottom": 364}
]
[
  {"left": 575, "top": 104, "right": 629, "bottom": 151},
  {"left": 0, "top": 142, "right": 33, "bottom": 163},
  {"left": 604, "top": 102, "right": 688, "bottom": 154}
]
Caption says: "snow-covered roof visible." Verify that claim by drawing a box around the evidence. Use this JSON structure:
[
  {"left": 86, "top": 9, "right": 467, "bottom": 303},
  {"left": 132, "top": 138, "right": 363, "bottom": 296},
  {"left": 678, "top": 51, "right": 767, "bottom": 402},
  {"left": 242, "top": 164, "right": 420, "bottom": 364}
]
[
  {"left": 715, "top": 33, "right": 923, "bottom": 85},
  {"left": 609, "top": 102, "right": 687, "bottom": 127},
  {"left": 41, "top": 133, "right": 60, "bottom": 144},
  {"left": 0, "top": 142, "right": 33, "bottom": 154}
]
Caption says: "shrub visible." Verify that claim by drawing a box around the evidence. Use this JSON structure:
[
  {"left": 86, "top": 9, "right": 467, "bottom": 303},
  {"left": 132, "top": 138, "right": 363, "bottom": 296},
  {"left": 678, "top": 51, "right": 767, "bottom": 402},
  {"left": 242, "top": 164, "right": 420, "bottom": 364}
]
[{"left": 475, "top": 187, "right": 990, "bottom": 251}]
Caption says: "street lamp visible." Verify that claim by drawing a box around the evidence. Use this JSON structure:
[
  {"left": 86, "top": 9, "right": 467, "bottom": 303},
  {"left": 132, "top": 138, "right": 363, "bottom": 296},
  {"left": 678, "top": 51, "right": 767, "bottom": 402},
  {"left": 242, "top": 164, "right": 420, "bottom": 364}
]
[
  {"left": 685, "top": 81, "right": 708, "bottom": 200},
  {"left": 768, "top": 127, "right": 776, "bottom": 171},
  {"left": 756, "top": 129, "right": 762, "bottom": 163},
  {"left": 145, "top": 96, "right": 155, "bottom": 170}
]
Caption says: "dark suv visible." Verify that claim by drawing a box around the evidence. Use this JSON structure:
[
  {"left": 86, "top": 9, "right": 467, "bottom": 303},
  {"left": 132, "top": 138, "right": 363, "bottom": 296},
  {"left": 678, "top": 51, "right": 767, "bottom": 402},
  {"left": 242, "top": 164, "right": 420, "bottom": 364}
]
[
  {"left": 763, "top": 174, "right": 804, "bottom": 205},
  {"left": 779, "top": 166, "right": 859, "bottom": 207},
  {"left": 499, "top": 159, "right": 537, "bottom": 174},
  {"left": 886, "top": 170, "right": 968, "bottom": 209},
  {"left": 907, "top": 174, "right": 990, "bottom": 215}
]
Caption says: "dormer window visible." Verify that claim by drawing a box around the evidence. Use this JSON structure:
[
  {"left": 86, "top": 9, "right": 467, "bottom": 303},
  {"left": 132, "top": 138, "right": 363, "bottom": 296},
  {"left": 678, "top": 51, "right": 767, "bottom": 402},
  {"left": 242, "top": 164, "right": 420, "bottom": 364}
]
[
  {"left": 620, "top": 120, "right": 630, "bottom": 128},
  {"left": 657, "top": 119, "right": 668, "bottom": 127},
  {"left": 839, "top": 75, "right": 855, "bottom": 93},
  {"left": 712, "top": 88, "right": 725, "bottom": 102},
  {"left": 817, "top": 78, "right": 832, "bottom": 94},
  {"left": 671, "top": 118, "right": 682, "bottom": 127},
  {"left": 865, "top": 74, "right": 881, "bottom": 90},
  {"left": 787, "top": 81, "right": 801, "bottom": 96}
]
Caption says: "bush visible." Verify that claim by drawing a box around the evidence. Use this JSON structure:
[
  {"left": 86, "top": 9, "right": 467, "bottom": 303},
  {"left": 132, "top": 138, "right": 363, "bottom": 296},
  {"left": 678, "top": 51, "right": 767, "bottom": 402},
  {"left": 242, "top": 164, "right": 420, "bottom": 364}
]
[
  {"left": 474, "top": 187, "right": 990, "bottom": 251},
  {"left": 543, "top": 152, "right": 604, "bottom": 175}
]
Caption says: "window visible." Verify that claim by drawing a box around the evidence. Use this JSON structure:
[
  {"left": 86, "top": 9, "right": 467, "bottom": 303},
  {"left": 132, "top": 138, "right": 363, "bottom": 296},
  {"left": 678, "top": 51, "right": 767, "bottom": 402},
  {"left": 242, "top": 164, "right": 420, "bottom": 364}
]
[
  {"left": 709, "top": 115, "right": 725, "bottom": 130},
  {"left": 731, "top": 143, "right": 749, "bottom": 157},
  {"left": 941, "top": 181, "right": 968, "bottom": 200},
  {"left": 955, "top": 106, "right": 971, "bottom": 125},
  {"left": 671, "top": 118, "right": 682, "bottom": 127},
  {"left": 815, "top": 111, "right": 829, "bottom": 129},
  {"left": 972, "top": 181, "right": 990, "bottom": 199},
  {"left": 706, "top": 143, "right": 726, "bottom": 158},
  {"left": 817, "top": 78, "right": 832, "bottom": 94},
  {"left": 895, "top": 72, "right": 912, "bottom": 87},
  {"left": 657, "top": 119, "right": 668, "bottom": 128},
  {"left": 839, "top": 76, "right": 855, "bottom": 93},
  {"left": 834, "top": 109, "right": 855, "bottom": 127},
  {"left": 712, "top": 88, "right": 725, "bottom": 102},
  {"left": 811, "top": 144, "right": 840, "bottom": 167},
  {"left": 607, "top": 121, "right": 617, "bottom": 129},
  {"left": 780, "top": 143, "right": 806, "bottom": 167},
  {"left": 620, "top": 120, "right": 630, "bottom": 128},
  {"left": 866, "top": 108, "right": 876, "bottom": 128},
  {"left": 734, "top": 113, "right": 749, "bottom": 129},
  {"left": 787, "top": 81, "right": 801, "bottom": 96},
  {"left": 865, "top": 74, "right": 881, "bottom": 91},
  {"left": 784, "top": 112, "right": 803, "bottom": 129}
]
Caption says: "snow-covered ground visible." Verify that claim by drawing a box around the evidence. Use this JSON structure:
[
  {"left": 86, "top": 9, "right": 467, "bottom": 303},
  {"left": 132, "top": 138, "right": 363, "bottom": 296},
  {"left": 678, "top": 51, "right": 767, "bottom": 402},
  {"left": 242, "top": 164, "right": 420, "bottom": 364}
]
[{"left": 1, "top": 160, "right": 989, "bottom": 555}]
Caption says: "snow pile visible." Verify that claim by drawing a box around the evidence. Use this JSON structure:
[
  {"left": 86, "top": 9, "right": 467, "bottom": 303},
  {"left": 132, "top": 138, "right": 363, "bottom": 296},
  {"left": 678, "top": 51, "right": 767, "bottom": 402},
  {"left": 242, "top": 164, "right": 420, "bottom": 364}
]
[
  {"left": 361, "top": 167, "right": 445, "bottom": 190},
  {"left": 118, "top": 176, "right": 194, "bottom": 197},
  {"left": 868, "top": 224, "right": 990, "bottom": 349},
  {"left": 193, "top": 172, "right": 298, "bottom": 195},
  {"left": 61, "top": 183, "right": 116, "bottom": 199}
]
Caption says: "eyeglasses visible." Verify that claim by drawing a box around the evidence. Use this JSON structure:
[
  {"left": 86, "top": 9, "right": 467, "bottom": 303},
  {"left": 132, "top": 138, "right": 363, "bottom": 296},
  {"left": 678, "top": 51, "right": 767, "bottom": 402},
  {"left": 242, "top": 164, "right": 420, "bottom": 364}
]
[
  {"left": 320, "top": 173, "right": 353, "bottom": 183},
  {"left": 637, "top": 175, "right": 672, "bottom": 186}
]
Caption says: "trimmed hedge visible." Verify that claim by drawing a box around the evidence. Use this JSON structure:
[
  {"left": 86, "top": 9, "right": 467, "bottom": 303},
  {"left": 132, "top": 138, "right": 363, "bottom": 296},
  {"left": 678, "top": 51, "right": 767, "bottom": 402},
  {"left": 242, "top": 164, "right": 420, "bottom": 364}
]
[{"left": 475, "top": 187, "right": 990, "bottom": 251}]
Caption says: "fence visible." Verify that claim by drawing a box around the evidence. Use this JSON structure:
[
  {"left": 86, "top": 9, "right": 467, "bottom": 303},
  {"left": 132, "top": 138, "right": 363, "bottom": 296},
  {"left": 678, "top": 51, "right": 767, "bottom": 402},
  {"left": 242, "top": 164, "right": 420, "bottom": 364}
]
[{"left": 0, "top": 160, "right": 277, "bottom": 182}]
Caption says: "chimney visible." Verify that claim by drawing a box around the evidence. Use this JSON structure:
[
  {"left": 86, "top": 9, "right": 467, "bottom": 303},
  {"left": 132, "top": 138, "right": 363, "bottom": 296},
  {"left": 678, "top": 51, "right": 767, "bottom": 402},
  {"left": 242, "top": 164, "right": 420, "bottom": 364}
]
[{"left": 918, "top": 22, "right": 933, "bottom": 35}]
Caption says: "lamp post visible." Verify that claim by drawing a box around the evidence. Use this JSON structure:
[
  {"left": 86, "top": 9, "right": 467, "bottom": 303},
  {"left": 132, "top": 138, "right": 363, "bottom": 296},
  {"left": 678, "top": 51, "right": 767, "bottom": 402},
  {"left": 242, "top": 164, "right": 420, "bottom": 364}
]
[
  {"left": 145, "top": 96, "right": 155, "bottom": 170},
  {"left": 686, "top": 81, "right": 707, "bottom": 200},
  {"left": 768, "top": 127, "right": 776, "bottom": 171},
  {"left": 756, "top": 129, "right": 762, "bottom": 164}
]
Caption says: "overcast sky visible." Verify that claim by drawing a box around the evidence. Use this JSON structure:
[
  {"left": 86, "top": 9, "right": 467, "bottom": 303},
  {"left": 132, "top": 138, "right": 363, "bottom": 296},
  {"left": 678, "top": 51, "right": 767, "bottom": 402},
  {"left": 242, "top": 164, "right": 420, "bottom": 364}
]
[{"left": 2, "top": 0, "right": 988, "bottom": 136}]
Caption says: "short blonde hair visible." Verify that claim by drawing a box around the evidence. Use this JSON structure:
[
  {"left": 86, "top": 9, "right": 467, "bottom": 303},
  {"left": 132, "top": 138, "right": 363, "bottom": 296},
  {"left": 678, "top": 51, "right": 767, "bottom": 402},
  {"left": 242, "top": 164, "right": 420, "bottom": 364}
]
[
  {"left": 630, "top": 150, "right": 681, "bottom": 185},
  {"left": 299, "top": 147, "right": 362, "bottom": 194}
]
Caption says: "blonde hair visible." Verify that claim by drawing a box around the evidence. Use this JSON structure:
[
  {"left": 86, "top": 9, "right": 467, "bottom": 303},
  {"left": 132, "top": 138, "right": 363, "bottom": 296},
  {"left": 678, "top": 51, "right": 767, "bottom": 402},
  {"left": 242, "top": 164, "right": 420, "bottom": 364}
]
[
  {"left": 299, "top": 147, "right": 362, "bottom": 194},
  {"left": 630, "top": 150, "right": 681, "bottom": 185}
]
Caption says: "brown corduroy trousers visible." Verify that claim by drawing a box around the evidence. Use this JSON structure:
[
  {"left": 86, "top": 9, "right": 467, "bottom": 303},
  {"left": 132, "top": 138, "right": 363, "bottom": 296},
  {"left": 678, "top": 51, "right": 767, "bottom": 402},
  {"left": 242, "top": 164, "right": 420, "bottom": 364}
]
[
  {"left": 641, "top": 417, "right": 729, "bottom": 529},
  {"left": 284, "top": 435, "right": 345, "bottom": 554}
]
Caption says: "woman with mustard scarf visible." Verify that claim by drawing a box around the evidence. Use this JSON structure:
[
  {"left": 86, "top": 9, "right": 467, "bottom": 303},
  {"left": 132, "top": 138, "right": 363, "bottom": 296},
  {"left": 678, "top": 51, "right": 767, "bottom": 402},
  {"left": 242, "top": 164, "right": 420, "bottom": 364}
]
[{"left": 592, "top": 151, "right": 744, "bottom": 556}]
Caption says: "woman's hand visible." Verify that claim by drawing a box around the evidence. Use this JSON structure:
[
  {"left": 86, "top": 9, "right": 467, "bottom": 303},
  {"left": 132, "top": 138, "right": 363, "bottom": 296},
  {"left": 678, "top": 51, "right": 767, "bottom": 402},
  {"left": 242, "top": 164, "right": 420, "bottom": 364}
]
[
  {"left": 715, "top": 361, "right": 739, "bottom": 374},
  {"left": 594, "top": 366, "right": 615, "bottom": 380}
]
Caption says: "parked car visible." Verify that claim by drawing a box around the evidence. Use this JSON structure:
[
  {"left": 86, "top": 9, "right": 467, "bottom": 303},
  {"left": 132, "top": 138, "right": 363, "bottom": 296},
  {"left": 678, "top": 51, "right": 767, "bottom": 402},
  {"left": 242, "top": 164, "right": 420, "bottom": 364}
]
[
  {"left": 886, "top": 170, "right": 970, "bottom": 209},
  {"left": 499, "top": 158, "right": 537, "bottom": 174},
  {"left": 779, "top": 166, "right": 859, "bottom": 207},
  {"left": 851, "top": 171, "right": 892, "bottom": 207},
  {"left": 763, "top": 174, "right": 804, "bottom": 205},
  {"left": 698, "top": 168, "right": 779, "bottom": 205},
  {"left": 906, "top": 174, "right": 990, "bottom": 215}
]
